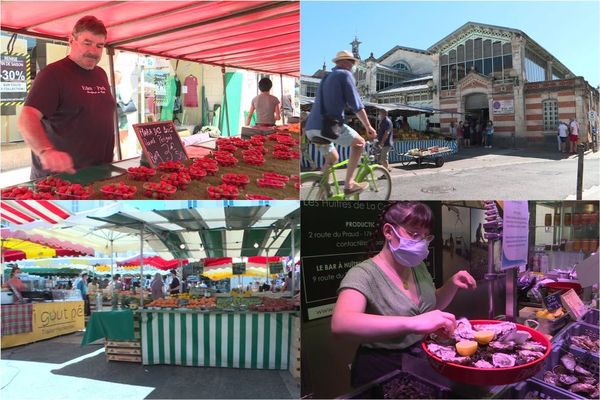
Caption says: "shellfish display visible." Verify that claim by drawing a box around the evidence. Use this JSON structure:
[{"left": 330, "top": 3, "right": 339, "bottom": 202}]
[
  {"left": 425, "top": 319, "right": 548, "bottom": 369},
  {"left": 542, "top": 351, "right": 599, "bottom": 399}
]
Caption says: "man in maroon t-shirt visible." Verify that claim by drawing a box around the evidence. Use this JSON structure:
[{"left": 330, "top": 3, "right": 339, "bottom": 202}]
[{"left": 17, "top": 15, "right": 116, "bottom": 179}]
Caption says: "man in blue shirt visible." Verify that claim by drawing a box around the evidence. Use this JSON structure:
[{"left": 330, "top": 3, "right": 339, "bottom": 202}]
[
  {"left": 375, "top": 109, "right": 393, "bottom": 171},
  {"left": 305, "top": 50, "right": 377, "bottom": 195}
]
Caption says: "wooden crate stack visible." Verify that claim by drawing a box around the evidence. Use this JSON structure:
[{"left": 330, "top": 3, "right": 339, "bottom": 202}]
[
  {"left": 289, "top": 315, "right": 301, "bottom": 381},
  {"left": 105, "top": 311, "right": 142, "bottom": 363}
]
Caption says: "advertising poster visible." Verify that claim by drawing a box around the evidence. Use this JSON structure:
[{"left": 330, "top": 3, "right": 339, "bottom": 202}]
[{"left": 501, "top": 201, "right": 529, "bottom": 270}]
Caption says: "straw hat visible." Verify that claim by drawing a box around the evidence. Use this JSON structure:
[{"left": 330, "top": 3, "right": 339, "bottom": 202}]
[{"left": 332, "top": 50, "right": 358, "bottom": 63}]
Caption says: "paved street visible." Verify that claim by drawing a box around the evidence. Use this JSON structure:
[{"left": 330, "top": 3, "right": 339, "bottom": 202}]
[
  {"left": 386, "top": 146, "right": 599, "bottom": 200},
  {"left": 1, "top": 332, "right": 300, "bottom": 400}
]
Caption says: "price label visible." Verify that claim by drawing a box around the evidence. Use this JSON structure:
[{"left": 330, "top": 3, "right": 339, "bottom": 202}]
[
  {"left": 133, "top": 121, "right": 188, "bottom": 167},
  {"left": 543, "top": 292, "right": 563, "bottom": 312},
  {"left": 0, "top": 53, "right": 30, "bottom": 104},
  {"left": 561, "top": 289, "right": 587, "bottom": 320}
]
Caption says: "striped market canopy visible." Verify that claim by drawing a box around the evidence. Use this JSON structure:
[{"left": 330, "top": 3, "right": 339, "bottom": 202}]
[{"left": 0, "top": 200, "right": 71, "bottom": 225}]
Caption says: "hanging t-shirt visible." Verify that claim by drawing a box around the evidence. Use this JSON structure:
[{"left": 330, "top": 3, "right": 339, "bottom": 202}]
[
  {"left": 183, "top": 75, "right": 199, "bottom": 107},
  {"left": 25, "top": 57, "right": 115, "bottom": 179}
]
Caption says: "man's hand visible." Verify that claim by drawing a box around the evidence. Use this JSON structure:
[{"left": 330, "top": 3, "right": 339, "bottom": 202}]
[
  {"left": 40, "top": 149, "right": 76, "bottom": 174},
  {"left": 366, "top": 126, "right": 377, "bottom": 140}
]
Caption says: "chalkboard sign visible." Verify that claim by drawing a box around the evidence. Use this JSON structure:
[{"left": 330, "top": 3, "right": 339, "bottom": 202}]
[
  {"left": 543, "top": 292, "right": 563, "bottom": 312},
  {"left": 268, "top": 262, "right": 284, "bottom": 274},
  {"left": 232, "top": 262, "right": 246, "bottom": 275},
  {"left": 133, "top": 121, "right": 188, "bottom": 167}
]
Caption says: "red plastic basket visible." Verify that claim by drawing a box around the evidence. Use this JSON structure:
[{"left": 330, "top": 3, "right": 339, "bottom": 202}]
[
  {"left": 543, "top": 282, "right": 583, "bottom": 295},
  {"left": 422, "top": 319, "right": 551, "bottom": 386}
]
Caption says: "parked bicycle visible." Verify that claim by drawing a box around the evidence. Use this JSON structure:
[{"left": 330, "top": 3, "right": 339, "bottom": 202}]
[{"left": 300, "top": 137, "right": 392, "bottom": 200}]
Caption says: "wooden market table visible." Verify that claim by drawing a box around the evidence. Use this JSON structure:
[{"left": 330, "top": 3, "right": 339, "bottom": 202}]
[
  {"left": 140, "top": 309, "right": 297, "bottom": 369},
  {"left": 1, "top": 300, "right": 84, "bottom": 348},
  {"left": 8, "top": 138, "right": 299, "bottom": 200}
]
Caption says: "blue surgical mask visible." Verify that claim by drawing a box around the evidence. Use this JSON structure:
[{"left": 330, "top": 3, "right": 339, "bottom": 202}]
[{"left": 388, "top": 226, "right": 430, "bottom": 268}]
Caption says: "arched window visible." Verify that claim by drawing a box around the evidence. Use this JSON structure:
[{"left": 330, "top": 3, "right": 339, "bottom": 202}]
[
  {"left": 393, "top": 62, "right": 410, "bottom": 71},
  {"left": 542, "top": 99, "right": 559, "bottom": 131}
]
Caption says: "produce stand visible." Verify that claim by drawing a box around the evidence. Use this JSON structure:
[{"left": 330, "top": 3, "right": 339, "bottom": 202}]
[
  {"left": 2, "top": 129, "right": 300, "bottom": 200},
  {"left": 140, "top": 308, "right": 296, "bottom": 369},
  {"left": 1, "top": 300, "right": 84, "bottom": 348}
]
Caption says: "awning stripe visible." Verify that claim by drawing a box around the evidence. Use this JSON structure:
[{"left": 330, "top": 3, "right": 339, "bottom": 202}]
[
  {"left": 14, "top": 200, "right": 70, "bottom": 224},
  {"left": 1, "top": 203, "right": 36, "bottom": 223}
]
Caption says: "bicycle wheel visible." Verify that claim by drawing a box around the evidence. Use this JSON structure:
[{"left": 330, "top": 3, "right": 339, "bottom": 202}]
[
  {"left": 300, "top": 173, "right": 329, "bottom": 200},
  {"left": 359, "top": 166, "right": 392, "bottom": 200}
]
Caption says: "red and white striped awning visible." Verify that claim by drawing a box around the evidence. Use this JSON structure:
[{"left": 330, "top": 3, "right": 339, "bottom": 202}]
[{"left": 0, "top": 200, "right": 71, "bottom": 225}]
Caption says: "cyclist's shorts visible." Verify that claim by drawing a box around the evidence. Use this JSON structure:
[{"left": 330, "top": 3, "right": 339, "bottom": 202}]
[{"left": 305, "top": 124, "right": 360, "bottom": 153}]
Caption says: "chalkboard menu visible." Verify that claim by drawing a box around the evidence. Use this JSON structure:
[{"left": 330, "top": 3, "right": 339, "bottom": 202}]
[
  {"left": 133, "top": 121, "right": 188, "bottom": 167},
  {"left": 543, "top": 292, "right": 562, "bottom": 312},
  {"left": 232, "top": 262, "right": 246, "bottom": 275}
]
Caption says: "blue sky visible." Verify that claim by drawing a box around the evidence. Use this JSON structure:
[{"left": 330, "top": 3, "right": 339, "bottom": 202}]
[{"left": 301, "top": 1, "right": 600, "bottom": 87}]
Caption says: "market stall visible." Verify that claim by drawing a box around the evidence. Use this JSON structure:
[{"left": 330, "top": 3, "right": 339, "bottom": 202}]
[
  {"left": 1, "top": 296, "right": 84, "bottom": 349},
  {"left": 0, "top": 1, "right": 300, "bottom": 197},
  {"left": 300, "top": 200, "right": 599, "bottom": 399},
  {"left": 300, "top": 100, "right": 457, "bottom": 170}
]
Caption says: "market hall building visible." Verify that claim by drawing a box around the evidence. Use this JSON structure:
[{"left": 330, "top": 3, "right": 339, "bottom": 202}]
[{"left": 301, "top": 22, "right": 599, "bottom": 148}]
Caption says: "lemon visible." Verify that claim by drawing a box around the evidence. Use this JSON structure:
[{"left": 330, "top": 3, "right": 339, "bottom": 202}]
[
  {"left": 456, "top": 340, "right": 478, "bottom": 356},
  {"left": 474, "top": 330, "right": 495, "bottom": 345}
]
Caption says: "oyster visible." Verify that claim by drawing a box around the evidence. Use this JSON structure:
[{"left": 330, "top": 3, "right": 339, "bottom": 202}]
[
  {"left": 518, "top": 342, "right": 547, "bottom": 352},
  {"left": 488, "top": 341, "right": 516, "bottom": 351},
  {"left": 581, "top": 376, "right": 597, "bottom": 385},
  {"left": 543, "top": 371, "right": 558, "bottom": 385},
  {"left": 454, "top": 318, "right": 475, "bottom": 341},
  {"left": 560, "top": 353, "right": 576, "bottom": 372},
  {"left": 474, "top": 359, "right": 494, "bottom": 369},
  {"left": 574, "top": 365, "right": 592, "bottom": 377},
  {"left": 517, "top": 349, "right": 545, "bottom": 363},
  {"left": 474, "top": 322, "right": 516, "bottom": 342},
  {"left": 502, "top": 330, "right": 531, "bottom": 345},
  {"left": 427, "top": 343, "right": 457, "bottom": 360},
  {"left": 558, "top": 374, "right": 579, "bottom": 386},
  {"left": 571, "top": 335, "right": 600, "bottom": 353},
  {"left": 569, "top": 383, "right": 596, "bottom": 394},
  {"left": 492, "top": 353, "right": 516, "bottom": 367}
]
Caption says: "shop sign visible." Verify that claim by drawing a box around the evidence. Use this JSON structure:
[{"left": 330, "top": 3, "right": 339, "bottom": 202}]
[
  {"left": 491, "top": 99, "right": 514, "bottom": 115},
  {"left": 0, "top": 52, "right": 30, "bottom": 105},
  {"left": 133, "top": 121, "right": 189, "bottom": 167},
  {"left": 589, "top": 111, "right": 597, "bottom": 122},
  {"left": 301, "top": 201, "right": 388, "bottom": 321},
  {"left": 501, "top": 201, "right": 529, "bottom": 270},
  {"left": 268, "top": 262, "right": 283, "bottom": 274},
  {"left": 2, "top": 301, "right": 84, "bottom": 349},
  {"left": 232, "top": 262, "right": 246, "bottom": 275}
]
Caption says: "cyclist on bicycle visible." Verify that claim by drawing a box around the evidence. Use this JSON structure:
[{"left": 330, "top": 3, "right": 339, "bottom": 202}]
[{"left": 304, "top": 50, "right": 376, "bottom": 196}]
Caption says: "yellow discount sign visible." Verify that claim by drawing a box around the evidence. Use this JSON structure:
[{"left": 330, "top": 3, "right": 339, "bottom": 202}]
[{"left": 1, "top": 301, "right": 85, "bottom": 349}]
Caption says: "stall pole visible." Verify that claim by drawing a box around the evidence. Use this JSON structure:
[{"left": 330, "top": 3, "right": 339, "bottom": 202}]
[
  {"left": 290, "top": 221, "right": 296, "bottom": 295},
  {"left": 107, "top": 46, "right": 122, "bottom": 161},
  {"left": 110, "top": 239, "right": 114, "bottom": 277},
  {"left": 487, "top": 239, "right": 495, "bottom": 319},
  {"left": 280, "top": 73, "right": 285, "bottom": 125},
  {"left": 576, "top": 143, "right": 585, "bottom": 200},
  {"left": 139, "top": 223, "right": 144, "bottom": 306},
  {"left": 505, "top": 268, "right": 518, "bottom": 321},
  {"left": 221, "top": 67, "right": 231, "bottom": 136}
]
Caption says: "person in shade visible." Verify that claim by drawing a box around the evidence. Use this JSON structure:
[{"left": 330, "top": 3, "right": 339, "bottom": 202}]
[
  {"left": 150, "top": 273, "right": 165, "bottom": 300},
  {"left": 304, "top": 50, "right": 377, "bottom": 195},
  {"left": 168, "top": 269, "right": 181, "bottom": 295},
  {"left": 331, "top": 202, "right": 477, "bottom": 388},
  {"left": 375, "top": 109, "right": 394, "bottom": 171},
  {"left": 246, "top": 77, "right": 280, "bottom": 127},
  {"left": 18, "top": 15, "right": 115, "bottom": 179}
]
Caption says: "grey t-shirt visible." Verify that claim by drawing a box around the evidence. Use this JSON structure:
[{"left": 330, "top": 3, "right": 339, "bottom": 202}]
[
  {"left": 338, "top": 258, "right": 437, "bottom": 349},
  {"left": 251, "top": 93, "right": 280, "bottom": 125}
]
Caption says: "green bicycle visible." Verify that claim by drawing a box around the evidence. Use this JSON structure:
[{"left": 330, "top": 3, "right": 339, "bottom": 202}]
[{"left": 300, "top": 139, "right": 392, "bottom": 200}]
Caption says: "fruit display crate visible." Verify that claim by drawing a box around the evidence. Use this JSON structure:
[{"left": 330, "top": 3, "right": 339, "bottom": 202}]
[
  {"left": 338, "top": 370, "right": 451, "bottom": 399},
  {"left": 105, "top": 339, "right": 142, "bottom": 363},
  {"left": 531, "top": 346, "right": 599, "bottom": 399},
  {"left": 582, "top": 309, "right": 599, "bottom": 326},
  {"left": 556, "top": 322, "right": 599, "bottom": 360},
  {"left": 492, "top": 379, "right": 578, "bottom": 399}
]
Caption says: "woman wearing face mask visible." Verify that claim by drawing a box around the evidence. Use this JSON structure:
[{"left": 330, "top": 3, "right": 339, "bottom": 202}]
[
  {"left": 331, "top": 201, "right": 477, "bottom": 388},
  {"left": 4, "top": 266, "right": 26, "bottom": 303}
]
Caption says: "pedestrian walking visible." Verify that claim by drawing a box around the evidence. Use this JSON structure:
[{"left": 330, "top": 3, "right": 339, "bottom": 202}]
[
  {"left": 485, "top": 121, "right": 494, "bottom": 148},
  {"left": 569, "top": 118, "right": 579, "bottom": 153},
  {"left": 457, "top": 121, "right": 464, "bottom": 148},
  {"left": 558, "top": 121, "right": 569, "bottom": 153}
]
